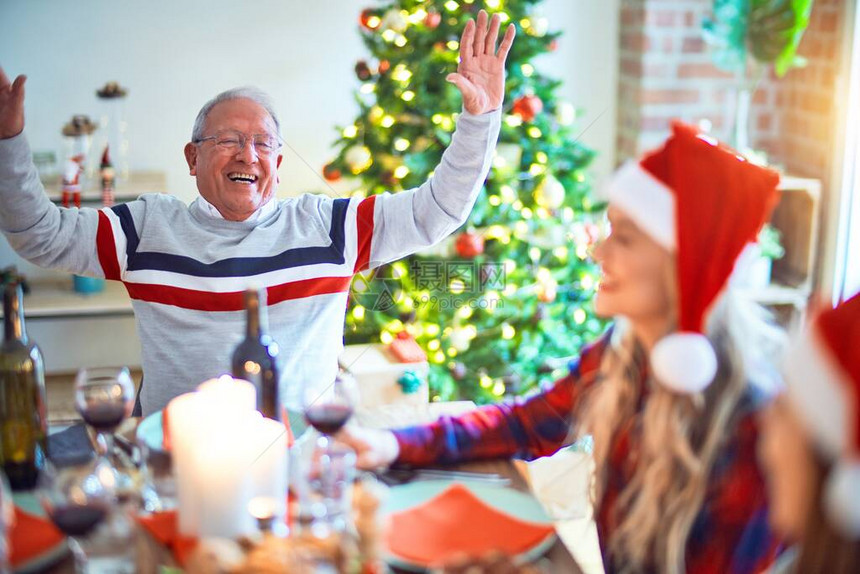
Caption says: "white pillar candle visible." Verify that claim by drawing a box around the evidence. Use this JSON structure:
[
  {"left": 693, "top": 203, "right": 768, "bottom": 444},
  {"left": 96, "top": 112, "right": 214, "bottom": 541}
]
[
  {"left": 246, "top": 413, "right": 289, "bottom": 522},
  {"left": 167, "top": 392, "right": 205, "bottom": 536},
  {"left": 197, "top": 375, "right": 256, "bottom": 412}
]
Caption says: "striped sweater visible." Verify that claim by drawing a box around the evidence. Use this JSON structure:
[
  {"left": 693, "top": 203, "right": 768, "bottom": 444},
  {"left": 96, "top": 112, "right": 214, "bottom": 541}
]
[{"left": 0, "top": 109, "right": 501, "bottom": 415}]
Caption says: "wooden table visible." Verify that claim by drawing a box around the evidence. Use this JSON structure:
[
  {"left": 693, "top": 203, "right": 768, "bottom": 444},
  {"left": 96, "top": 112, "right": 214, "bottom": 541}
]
[{"left": 39, "top": 423, "right": 583, "bottom": 572}]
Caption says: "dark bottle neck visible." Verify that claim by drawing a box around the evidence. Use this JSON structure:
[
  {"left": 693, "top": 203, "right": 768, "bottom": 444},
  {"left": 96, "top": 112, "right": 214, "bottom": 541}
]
[
  {"left": 3, "top": 283, "right": 27, "bottom": 344},
  {"left": 244, "top": 287, "right": 268, "bottom": 339}
]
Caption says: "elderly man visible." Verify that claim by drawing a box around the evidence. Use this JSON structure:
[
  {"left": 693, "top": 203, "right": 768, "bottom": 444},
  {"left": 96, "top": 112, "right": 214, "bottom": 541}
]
[{"left": 0, "top": 12, "right": 515, "bottom": 416}]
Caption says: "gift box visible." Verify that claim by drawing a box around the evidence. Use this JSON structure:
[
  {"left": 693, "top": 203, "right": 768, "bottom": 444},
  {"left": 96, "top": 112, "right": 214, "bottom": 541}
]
[{"left": 339, "top": 344, "right": 429, "bottom": 409}]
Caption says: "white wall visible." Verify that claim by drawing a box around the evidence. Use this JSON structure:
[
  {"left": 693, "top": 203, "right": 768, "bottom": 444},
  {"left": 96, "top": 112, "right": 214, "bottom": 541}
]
[{"left": 0, "top": 0, "right": 618, "bottom": 277}]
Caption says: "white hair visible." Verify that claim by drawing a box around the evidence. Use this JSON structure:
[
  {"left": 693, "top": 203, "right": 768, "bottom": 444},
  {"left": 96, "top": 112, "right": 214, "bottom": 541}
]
[{"left": 191, "top": 87, "right": 281, "bottom": 142}]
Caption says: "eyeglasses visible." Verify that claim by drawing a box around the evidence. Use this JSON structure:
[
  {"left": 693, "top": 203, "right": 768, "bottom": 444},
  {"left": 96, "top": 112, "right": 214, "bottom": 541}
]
[{"left": 194, "top": 129, "right": 282, "bottom": 157}]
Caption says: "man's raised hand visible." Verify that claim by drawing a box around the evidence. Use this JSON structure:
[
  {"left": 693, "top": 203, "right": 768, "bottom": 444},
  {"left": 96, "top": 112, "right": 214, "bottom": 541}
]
[
  {"left": 446, "top": 10, "right": 516, "bottom": 115},
  {"left": 0, "top": 67, "right": 26, "bottom": 139}
]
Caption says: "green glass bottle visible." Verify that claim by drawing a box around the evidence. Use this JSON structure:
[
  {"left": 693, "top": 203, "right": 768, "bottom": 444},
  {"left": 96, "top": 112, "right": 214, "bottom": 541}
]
[{"left": 0, "top": 283, "right": 48, "bottom": 490}]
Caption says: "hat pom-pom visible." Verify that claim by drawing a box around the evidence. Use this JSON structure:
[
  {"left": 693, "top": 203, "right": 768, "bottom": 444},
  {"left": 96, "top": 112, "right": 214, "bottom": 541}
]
[
  {"left": 824, "top": 460, "right": 860, "bottom": 539},
  {"left": 651, "top": 332, "right": 717, "bottom": 394}
]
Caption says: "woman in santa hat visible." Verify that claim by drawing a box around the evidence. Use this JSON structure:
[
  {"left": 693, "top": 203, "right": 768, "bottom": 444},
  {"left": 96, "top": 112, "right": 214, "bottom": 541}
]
[
  {"left": 759, "top": 293, "right": 860, "bottom": 573},
  {"left": 340, "top": 122, "right": 788, "bottom": 573}
]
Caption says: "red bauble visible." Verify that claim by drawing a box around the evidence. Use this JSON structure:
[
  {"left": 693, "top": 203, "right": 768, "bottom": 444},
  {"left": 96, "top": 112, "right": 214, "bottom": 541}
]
[
  {"left": 355, "top": 60, "right": 372, "bottom": 81},
  {"left": 360, "top": 9, "right": 380, "bottom": 30},
  {"left": 548, "top": 39, "right": 559, "bottom": 52},
  {"left": 424, "top": 11, "right": 442, "bottom": 28},
  {"left": 323, "top": 163, "right": 342, "bottom": 182},
  {"left": 455, "top": 232, "right": 485, "bottom": 258},
  {"left": 377, "top": 59, "right": 391, "bottom": 74},
  {"left": 512, "top": 95, "right": 544, "bottom": 122}
]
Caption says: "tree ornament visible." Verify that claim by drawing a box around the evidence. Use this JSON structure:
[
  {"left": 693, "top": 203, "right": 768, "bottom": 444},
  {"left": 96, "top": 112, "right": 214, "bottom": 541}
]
[
  {"left": 537, "top": 276, "right": 558, "bottom": 303},
  {"left": 548, "top": 39, "right": 559, "bottom": 52},
  {"left": 360, "top": 9, "right": 381, "bottom": 30},
  {"left": 345, "top": 145, "right": 373, "bottom": 174},
  {"left": 450, "top": 362, "right": 467, "bottom": 381},
  {"left": 377, "top": 59, "right": 391, "bottom": 75},
  {"left": 381, "top": 8, "right": 408, "bottom": 33},
  {"left": 556, "top": 102, "right": 577, "bottom": 126},
  {"left": 448, "top": 327, "right": 472, "bottom": 352},
  {"left": 512, "top": 95, "right": 544, "bottom": 122},
  {"left": 534, "top": 175, "right": 566, "bottom": 209},
  {"left": 455, "top": 231, "right": 485, "bottom": 258},
  {"left": 322, "top": 162, "right": 342, "bottom": 182},
  {"left": 424, "top": 10, "right": 442, "bottom": 29},
  {"left": 397, "top": 371, "right": 423, "bottom": 394},
  {"left": 355, "top": 60, "right": 373, "bottom": 81}
]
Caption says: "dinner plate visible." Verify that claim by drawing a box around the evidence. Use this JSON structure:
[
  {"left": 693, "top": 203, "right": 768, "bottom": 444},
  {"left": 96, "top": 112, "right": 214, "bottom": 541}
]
[
  {"left": 11, "top": 492, "right": 69, "bottom": 574},
  {"left": 136, "top": 408, "right": 308, "bottom": 451},
  {"left": 380, "top": 479, "right": 557, "bottom": 572}
]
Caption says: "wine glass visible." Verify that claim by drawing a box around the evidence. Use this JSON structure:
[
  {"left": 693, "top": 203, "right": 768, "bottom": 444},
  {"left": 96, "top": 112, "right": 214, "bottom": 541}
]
[
  {"left": 302, "top": 370, "right": 357, "bottom": 452},
  {"left": 38, "top": 460, "right": 115, "bottom": 573},
  {"left": 74, "top": 367, "right": 136, "bottom": 502}
]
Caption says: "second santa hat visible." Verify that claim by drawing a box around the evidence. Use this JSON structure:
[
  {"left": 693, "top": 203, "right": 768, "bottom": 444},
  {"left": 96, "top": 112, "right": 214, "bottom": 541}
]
[{"left": 606, "top": 122, "right": 781, "bottom": 393}]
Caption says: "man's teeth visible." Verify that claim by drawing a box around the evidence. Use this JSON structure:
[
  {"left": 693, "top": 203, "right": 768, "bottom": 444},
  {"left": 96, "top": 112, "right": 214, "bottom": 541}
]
[{"left": 228, "top": 173, "right": 258, "bottom": 183}]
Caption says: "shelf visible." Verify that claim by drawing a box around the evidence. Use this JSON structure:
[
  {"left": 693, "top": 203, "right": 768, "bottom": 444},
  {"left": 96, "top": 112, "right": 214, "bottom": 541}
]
[
  {"left": 39, "top": 171, "right": 167, "bottom": 204},
  {"left": 4, "top": 279, "right": 133, "bottom": 319}
]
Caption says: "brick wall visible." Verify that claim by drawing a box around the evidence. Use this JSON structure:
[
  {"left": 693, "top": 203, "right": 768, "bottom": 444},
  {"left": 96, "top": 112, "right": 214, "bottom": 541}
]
[{"left": 616, "top": 0, "right": 844, "bottom": 180}]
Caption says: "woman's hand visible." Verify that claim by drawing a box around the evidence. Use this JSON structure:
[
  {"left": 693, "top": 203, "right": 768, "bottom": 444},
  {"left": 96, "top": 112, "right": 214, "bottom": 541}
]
[{"left": 335, "top": 424, "right": 400, "bottom": 470}]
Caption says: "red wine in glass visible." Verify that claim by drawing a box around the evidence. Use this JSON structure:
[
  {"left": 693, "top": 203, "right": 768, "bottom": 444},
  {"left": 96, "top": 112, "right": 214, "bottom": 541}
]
[
  {"left": 47, "top": 503, "right": 108, "bottom": 537},
  {"left": 305, "top": 404, "right": 353, "bottom": 435},
  {"left": 80, "top": 401, "right": 127, "bottom": 433}
]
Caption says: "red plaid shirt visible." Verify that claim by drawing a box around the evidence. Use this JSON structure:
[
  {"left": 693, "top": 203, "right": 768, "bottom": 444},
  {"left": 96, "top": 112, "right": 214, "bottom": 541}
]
[{"left": 393, "top": 332, "right": 782, "bottom": 574}]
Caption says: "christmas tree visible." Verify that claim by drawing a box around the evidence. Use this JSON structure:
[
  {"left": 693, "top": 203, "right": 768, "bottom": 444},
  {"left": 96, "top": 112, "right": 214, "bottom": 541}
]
[{"left": 325, "top": 0, "right": 605, "bottom": 404}]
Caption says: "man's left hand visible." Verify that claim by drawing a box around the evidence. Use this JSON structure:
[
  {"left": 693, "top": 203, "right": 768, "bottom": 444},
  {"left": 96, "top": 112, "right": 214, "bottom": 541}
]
[{"left": 447, "top": 10, "right": 516, "bottom": 115}]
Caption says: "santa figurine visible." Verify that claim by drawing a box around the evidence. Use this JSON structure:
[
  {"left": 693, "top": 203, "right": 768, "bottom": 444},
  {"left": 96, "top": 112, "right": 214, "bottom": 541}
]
[{"left": 61, "top": 154, "right": 84, "bottom": 208}]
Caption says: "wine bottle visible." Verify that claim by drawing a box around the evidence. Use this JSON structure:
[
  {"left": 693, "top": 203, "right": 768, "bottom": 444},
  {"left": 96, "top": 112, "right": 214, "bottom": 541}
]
[
  {"left": 231, "top": 288, "right": 281, "bottom": 421},
  {"left": 0, "top": 283, "right": 48, "bottom": 491}
]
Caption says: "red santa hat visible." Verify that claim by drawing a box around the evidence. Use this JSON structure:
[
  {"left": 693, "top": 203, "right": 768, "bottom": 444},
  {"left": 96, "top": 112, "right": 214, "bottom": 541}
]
[
  {"left": 783, "top": 293, "right": 860, "bottom": 538},
  {"left": 605, "top": 122, "right": 781, "bottom": 393}
]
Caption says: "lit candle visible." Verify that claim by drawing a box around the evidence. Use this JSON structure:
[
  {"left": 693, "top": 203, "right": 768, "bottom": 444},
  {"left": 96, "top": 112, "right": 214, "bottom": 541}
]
[
  {"left": 246, "top": 414, "right": 288, "bottom": 528},
  {"left": 168, "top": 392, "right": 205, "bottom": 536}
]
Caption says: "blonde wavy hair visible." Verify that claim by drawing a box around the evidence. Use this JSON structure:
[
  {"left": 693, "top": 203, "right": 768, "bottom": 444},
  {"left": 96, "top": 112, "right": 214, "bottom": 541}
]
[{"left": 576, "top": 282, "right": 786, "bottom": 573}]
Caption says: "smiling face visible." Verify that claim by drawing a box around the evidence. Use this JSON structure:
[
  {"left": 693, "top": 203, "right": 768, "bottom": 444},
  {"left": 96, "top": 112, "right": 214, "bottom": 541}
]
[
  {"left": 592, "top": 206, "right": 675, "bottom": 344},
  {"left": 183, "top": 98, "right": 282, "bottom": 221}
]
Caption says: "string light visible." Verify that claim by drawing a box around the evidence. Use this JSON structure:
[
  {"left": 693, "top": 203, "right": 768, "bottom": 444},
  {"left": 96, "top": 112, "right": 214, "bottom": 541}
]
[
  {"left": 392, "top": 65, "right": 412, "bottom": 83},
  {"left": 428, "top": 339, "right": 441, "bottom": 351},
  {"left": 382, "top": 29, "right": 397, "bottom": 42},
  {"left": 529, "top": 163, "right": 545, "bottom": 176},
  {"left": 360, "top": 83, "right": 375, "bottom": 94},
  {"left": 521, "top": 207, "right": 533, "bottom": 219},
  {"left": 445, "top": 0, "right": 459, "bottom": 12},
  {"left": 434, "top": 351, "right": 446, "bottom": 363},
  {"left": 458, "top": 305, "right": 473, "bottom": 319},
  {"left": 381, "top": 115, "right": 395, "bottom": 128},
  {"left": 480, "top": 373, "right": 493, "bottom": 388},
  {"left": 342, "top": 125, "right": 358, "bottom": 138},
  {"left": 536, "top": 207, "right": 549, "bottom": 219},
  {"left": 492, "top": 381, "right": 506, "bottom": 396},
  {"left": 535, "top": 151, "right": 548, "bottom": 164},
  {"left": 447, "top": 347, "right": 458, "bottom": 357},
  {"left": 394, "top": 35, "right": 408, "bottom": 47},
  {"left": 380, "top": 331, "right": 394, "bottom": 344},
  {"left": 409, "top": 8, "right": 427, "bottom": 23},
  {"left": 581, "top": 274, "right": 595, "bottom": 291},
  {"left": 401, "top": 90, "right": 415, "bottom": 102},
  {"left": 392, "top": 262, "right": 408, "bottom": 278},
  {"left": 367, "top": 15, "right": 382, "bottom": 28},
  {"left": 489, "top": 195, "right": 502, "bottom": 206},
  {"left": 529, "top": 247, "right": 541, "bottom": 261},
  {"left": 486, "top": 0, "right": 501, "bottom": 9},
  {"left": 432, "top": 114, "right": 444, "bottom": 125},
  {"left": 450, "top": 279, "right": 466, "bottom": 294},
  {"left": 528, "top": 127, "right": 543, "bottom": 138},
  {"left": 514, "top": 221, "right": 529, "bottom": 236},
  {"left": 574, "top": 308, "right": 587, "bottom": 324},
  {"left": 521, "top": 64, "right": 534, "bottom": 77},
  {"left": 500, "top": 185, "right": 516, "bottom": 202},
  {"left": 553, "top": 246, "right": 568, "bottom": 260},
  {"left": 499, "top": 13, "right": 510, "bottom": 23},
  {"left": 501, "top": 324, "right": 516, "bottom": 339},
  {"left": 369, "top": 106, "right": 384, "bottom": 123},
  {"left": 394, "top": 165, "right": 410, "bottom": 179},
  {"left": 447, "top": 41, "right": 459, "bottom": 50},
  {"left": 426, "top": 324, "right": 440, "bottom": 337},
  {"left": 505, "top": 115, "right": 523, "bottom": 127},
  {"left": 352, "top": 305, "right": 366, "bottom": 320},
  {"left": 394, "top": 138, "right": 410, "bottom": 151}
]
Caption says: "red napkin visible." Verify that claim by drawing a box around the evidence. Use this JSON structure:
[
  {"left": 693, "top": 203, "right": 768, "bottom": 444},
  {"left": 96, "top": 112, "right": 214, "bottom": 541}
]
[
  {"left": 9, "top": 507, "right": 65, "bottom": 569},
  {"left": 136, "top": 511, "right": 198, "bottom": 566},
  {"left": 386, "top": 483, "right": 555, "bottom": 568},
  {"left": 136, "top": 492, "right": 297, "bottom": 566}
]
